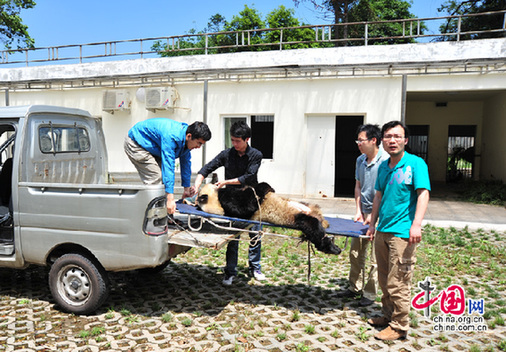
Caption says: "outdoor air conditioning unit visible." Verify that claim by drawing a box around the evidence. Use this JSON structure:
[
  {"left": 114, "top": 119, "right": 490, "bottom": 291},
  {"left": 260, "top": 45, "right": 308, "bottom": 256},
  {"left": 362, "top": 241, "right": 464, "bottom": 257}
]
[
  {"left": 145, "top": 87, "right": 178, "bottom": 112},
  {"left": 102, "top": 90, "right": 131, "bottom": 113}
]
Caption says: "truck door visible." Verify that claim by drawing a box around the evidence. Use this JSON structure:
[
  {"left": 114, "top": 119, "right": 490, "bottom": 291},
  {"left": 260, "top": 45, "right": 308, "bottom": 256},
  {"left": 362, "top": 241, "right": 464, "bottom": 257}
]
[{"left": 0, "top": 122, "right": 16, "bottom": 255}]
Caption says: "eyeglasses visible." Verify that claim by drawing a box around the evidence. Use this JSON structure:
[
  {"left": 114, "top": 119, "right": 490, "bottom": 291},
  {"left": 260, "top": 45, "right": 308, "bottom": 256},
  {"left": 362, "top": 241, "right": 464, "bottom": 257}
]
[
  {"left": 355, "top": 139, "right": 370, "bottom": 145},
  {"left": 383, "top": 135, "right": 405, "bottom": 141}
]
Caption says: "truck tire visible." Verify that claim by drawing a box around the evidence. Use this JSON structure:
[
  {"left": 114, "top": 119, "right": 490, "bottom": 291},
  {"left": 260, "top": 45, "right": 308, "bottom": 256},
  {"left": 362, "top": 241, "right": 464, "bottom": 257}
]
[{"left": 49, "top": 253, "right": 110, "bottom": 315}]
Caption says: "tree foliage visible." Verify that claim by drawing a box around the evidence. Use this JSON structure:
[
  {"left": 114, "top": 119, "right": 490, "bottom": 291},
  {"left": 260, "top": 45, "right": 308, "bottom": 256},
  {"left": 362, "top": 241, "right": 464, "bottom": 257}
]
[
  {"left": 0, "top": 0, "right": 35, "bottom": 49},
  {"left": 265, "top": 6, "right": 325, "bottom": 49},
  {"left": 437, "top": 0, "right": 506, "bottom": 40},
  {"left": 293, "top": 0, "right": 419, "bottom": 44},
  {"left": 153, "top": 5, "right": 330, "bottom": 57}
]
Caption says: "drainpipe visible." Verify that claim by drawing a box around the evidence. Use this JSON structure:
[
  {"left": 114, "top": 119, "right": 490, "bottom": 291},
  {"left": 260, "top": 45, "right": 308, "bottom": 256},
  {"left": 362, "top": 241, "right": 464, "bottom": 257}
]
[
  {"left": 401, "top": 74, "right": 407, "bottom": 123},
  {"left": 4, "top": 89, "right": 9, "bottom": 106},
  {"left": 202, "top": 80, "right": 208, "bottom": 167}
]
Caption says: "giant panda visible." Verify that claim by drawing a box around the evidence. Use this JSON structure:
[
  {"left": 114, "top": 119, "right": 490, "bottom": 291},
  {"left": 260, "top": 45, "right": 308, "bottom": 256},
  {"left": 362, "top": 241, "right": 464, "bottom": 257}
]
[{"left": 196, "top": 182, "right": 341, "bottom": 255}]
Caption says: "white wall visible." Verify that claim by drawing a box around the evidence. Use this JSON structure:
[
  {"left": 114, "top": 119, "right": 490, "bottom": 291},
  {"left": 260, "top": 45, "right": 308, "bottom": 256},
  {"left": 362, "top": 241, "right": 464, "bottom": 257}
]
[
  {"left": 4, "top": 75, "right": 402, "bottom": 195},
  {"left": 204, "top": 77, "right": 402, "bottom": 195},
  {"left": 482, "top": 92, "right": 506, "bottom": 181},
  {"left": 2, "top": 38, "right": 505, "bottom": 195}
]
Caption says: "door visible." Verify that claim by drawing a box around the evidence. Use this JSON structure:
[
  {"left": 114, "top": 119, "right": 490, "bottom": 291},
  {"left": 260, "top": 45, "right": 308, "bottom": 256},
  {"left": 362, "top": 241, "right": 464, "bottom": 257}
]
[
  {"left": 306, "top": 117, "right": 335, "bottom": 197},
  {"left": 335, "top": 116, "right": 363, "bottom": 196},
  {"left": 447, "top": 125, "right": 476, "bottom": 182},
  {"left": 407, "top": 125, "right": 429, "bottom": 162}
]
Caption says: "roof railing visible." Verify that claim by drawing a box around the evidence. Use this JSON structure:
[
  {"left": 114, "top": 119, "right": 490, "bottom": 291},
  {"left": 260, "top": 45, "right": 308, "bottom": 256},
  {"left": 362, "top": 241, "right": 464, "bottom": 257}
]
[{"left": 1, "top": 10, "right": 504, "bottom": 67}]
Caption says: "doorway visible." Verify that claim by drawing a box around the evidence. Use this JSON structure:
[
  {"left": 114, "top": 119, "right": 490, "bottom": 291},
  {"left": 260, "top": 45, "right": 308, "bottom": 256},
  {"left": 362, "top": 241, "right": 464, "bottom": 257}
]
[
  {"left": 306, "top": 115, "right": 363, "bottom": 197},
  {"left": 335, "top": 116, "right": 363, "bottom": 196},
  {"left": 407, "top": 125, "right": 429, "bottom": 162},
  {"left": 446, "top": 125, "right": 476, "bottom": 182}
]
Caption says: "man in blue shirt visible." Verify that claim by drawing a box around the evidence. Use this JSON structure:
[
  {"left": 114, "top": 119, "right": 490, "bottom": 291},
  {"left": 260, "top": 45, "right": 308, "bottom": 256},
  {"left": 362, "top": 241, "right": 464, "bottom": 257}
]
[
  {"left": 194, "top": 121, "right": 264, "bottom": 285},
  {"left": 337, "top": 124, "right": 388, "bottom": 306},
  {"left": 366, "top": 121, "right": 430, "bottom": 341},
  {"left": 125, "top": 118, "right": 211, "bottom": 214}
]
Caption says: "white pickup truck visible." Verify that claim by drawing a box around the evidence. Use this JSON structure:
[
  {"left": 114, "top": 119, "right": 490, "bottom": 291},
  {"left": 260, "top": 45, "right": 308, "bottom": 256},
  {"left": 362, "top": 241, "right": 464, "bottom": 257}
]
[{"left": 0, "top": 105, "right": 228, "bottom": 314}]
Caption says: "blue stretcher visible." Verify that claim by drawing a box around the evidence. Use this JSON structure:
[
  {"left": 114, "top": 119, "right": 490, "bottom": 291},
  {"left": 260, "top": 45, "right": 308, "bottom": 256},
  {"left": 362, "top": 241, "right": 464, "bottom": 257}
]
[{"left": 175, "top": 202, "right": 369, "bottom": 239}]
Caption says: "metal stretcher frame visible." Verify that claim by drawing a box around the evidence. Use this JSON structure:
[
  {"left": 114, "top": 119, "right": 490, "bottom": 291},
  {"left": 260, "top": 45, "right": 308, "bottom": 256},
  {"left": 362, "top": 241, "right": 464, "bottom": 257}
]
[{"left": 175, "top": 203, "right": 369, "bottom": 239}]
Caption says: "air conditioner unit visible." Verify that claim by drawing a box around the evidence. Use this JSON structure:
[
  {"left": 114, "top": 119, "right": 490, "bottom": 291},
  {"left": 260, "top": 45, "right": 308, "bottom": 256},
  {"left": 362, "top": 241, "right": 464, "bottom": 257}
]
[
  {"left": 102, "top": 90, "right": 131, "bottom": 113},
  {"left": 145, "top": 87, "right": 178, "bottom": 111}
]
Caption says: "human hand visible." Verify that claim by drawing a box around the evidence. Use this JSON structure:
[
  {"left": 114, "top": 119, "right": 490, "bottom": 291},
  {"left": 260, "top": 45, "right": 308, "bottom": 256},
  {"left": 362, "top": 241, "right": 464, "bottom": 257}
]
[
  {"left": 409, "top": 224, "right": 422, "bottom": 244},
  {"left": 366, "top": 225, "right": 375, "bottom": 241},
  {"left": 167, "top": 199, "right": 177, "bottom": 215},
  {"left": 354, "top": 211, "right": 364, "bottom": 223},
  {"left": 216, "top": 181, "right": 227, "bottom": 189},
  {"left": 183, "top": 186, "right": 196, "bottom": 198}
]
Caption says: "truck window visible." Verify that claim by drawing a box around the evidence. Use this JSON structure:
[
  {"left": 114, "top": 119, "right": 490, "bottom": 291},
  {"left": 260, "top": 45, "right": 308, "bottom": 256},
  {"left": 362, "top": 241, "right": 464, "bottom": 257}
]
[{"left": 39, "top": 125, "right": 90, "bottom": 153}]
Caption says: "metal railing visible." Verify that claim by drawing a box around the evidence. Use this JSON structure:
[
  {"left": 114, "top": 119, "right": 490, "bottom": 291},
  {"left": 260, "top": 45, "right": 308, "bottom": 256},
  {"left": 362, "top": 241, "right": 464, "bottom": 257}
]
[{"left": 1, "top": 10, "right": 504, "bottom": 67}]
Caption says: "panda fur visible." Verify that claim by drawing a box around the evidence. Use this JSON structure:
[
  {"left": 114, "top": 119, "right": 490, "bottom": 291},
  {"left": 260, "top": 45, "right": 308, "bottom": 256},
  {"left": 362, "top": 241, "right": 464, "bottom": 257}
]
[
  {"left": 197, "top": 182, "right": 341, "bottom": 255},
  {"left": 197, "top": 184, "right": 261, "bottom": 219}
]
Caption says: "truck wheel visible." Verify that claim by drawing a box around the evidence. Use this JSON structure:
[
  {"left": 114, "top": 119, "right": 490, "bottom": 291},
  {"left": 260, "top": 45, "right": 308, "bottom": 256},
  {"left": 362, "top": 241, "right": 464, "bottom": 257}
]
[{"left": 49, "top": 253, "right": 109, "bottom": 315}]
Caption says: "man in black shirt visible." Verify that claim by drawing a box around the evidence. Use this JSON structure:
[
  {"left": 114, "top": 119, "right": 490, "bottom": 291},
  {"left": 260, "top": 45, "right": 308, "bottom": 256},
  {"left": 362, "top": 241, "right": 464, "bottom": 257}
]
[{"left": 194, "top": 121, "right": 264, "bottom": 285}]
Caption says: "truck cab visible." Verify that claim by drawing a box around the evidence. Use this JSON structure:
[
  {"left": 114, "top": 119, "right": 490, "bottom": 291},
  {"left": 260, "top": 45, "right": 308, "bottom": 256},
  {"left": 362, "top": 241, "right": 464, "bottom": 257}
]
[{"left": 0, "top": 105, "right": 170, "bottom": 314}]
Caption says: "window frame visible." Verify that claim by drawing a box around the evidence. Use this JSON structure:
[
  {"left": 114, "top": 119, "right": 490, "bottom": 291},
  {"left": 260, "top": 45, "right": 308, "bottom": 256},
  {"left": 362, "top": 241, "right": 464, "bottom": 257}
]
[
  {"left": 222, "top": 115, "right": 274, "bottom": 160},
  {"left": 38, "top": 122, "right": 91, "bottom": 154}
]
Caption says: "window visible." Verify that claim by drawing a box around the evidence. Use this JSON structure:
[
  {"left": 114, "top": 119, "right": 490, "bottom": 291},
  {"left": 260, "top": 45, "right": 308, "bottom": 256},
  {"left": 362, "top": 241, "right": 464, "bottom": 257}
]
[
  {"left": 223, "top": 115, "right": 274, "bottom": 159},
  {"left": 39, "top": 124, "right": 90, "bottom": 153}
]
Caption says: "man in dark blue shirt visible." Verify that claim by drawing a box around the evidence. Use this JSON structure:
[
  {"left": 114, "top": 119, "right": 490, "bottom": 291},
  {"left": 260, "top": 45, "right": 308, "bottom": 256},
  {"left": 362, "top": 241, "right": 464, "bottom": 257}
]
[{"left": 194, "top": 121, "right": 264, "bottom": 285}]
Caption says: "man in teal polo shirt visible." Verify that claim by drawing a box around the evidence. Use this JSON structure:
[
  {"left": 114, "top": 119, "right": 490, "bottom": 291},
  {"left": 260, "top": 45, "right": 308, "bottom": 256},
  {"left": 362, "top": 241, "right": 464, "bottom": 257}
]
[{"left": 366, "top": 120, "right": 430, "bottom": 341}]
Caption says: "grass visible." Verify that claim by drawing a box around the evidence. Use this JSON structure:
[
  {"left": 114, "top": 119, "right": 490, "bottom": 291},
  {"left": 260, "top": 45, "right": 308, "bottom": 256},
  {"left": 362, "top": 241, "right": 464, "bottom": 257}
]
[
  {"left": 0, "top": 224, "right": 504, "bottom": 351},
  {"left": 453, "top": 180, "right": 506, "bottom": 206}
]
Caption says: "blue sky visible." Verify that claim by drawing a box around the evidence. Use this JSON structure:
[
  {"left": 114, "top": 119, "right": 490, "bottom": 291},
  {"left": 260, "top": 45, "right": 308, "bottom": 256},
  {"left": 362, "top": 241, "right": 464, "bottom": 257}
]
[{"left": 21, "top": 0, "right": 447, "bottom": 47}]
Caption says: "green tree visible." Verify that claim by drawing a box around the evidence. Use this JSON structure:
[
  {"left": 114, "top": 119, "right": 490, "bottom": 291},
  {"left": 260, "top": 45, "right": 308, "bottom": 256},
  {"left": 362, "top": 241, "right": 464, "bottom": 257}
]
[
  {"left": 152, "top": 4, "right": 334, "bottom": 57},
  {"left": 152, "top": 6, "right": 266, "bottom": 56},
  {"left": 224, "top": 5, "right": 266, "bottom": 51},
  {"left": 0, "top": 0, "right": 35, "bottom": 49},
  {"left": 347, "top": 0, "right": 419, "bottom": 44},
  {"left": 437, "top": 0, "right": 506, "bottom": 40},
  {"left": 293, "top": 0, "right": 419, "bottom": 44},
  {"left": 265, "top": 5, "right": 332, "bottom": 49},
  {"left": 293, "top": 0, "right": 359, "bottom": 25},
  {"left": 151, "top": 28, "right": 206, "bottom": 57}
]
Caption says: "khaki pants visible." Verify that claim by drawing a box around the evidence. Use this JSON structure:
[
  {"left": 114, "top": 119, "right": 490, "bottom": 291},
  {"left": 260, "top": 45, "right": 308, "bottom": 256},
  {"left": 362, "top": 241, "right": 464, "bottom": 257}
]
[
  {"left": 375, "top": 231, "right": 417, "bottom": 332},
  {"left": 124, "top": 136, "right": 162, "bottom": 185},
  {"left": 348, "top": 237, "right": 378, "bottom": 300}
]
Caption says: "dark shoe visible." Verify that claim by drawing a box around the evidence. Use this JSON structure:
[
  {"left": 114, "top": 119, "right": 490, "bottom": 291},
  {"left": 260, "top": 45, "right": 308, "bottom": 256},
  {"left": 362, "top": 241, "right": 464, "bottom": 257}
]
[
  {"left": 359, "top": 297, "right": 374, "bottom": 306},
  {"left": 336, "top": 289, "right": 359, "bottom": 298},
  {"left": 367, "top": 316, "right": 390, "bottom": 327},
  {"left": 374, "top": 326, "right": 407, "bottom": 341}
]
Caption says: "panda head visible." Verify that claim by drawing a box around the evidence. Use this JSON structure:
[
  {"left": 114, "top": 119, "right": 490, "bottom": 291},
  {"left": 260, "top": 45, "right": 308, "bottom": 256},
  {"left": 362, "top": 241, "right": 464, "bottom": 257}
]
[
  {"left": 197, "top": 183, "right": 225, "bottom": 215},
  {"left": 254, "top": 182, "right": 275, "bottom": 202}
]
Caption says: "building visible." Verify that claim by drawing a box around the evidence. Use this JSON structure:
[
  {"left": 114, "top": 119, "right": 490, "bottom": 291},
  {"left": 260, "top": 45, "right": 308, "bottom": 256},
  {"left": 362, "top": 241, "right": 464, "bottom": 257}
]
[{"left": 1, "top": 35, "right": 505, "bottom": 197}]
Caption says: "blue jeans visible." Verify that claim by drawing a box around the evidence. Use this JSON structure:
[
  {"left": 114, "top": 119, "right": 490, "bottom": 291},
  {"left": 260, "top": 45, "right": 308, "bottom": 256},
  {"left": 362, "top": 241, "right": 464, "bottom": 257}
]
[{"left": 224, "top": 224, "right": 261, "bottom": 277}]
